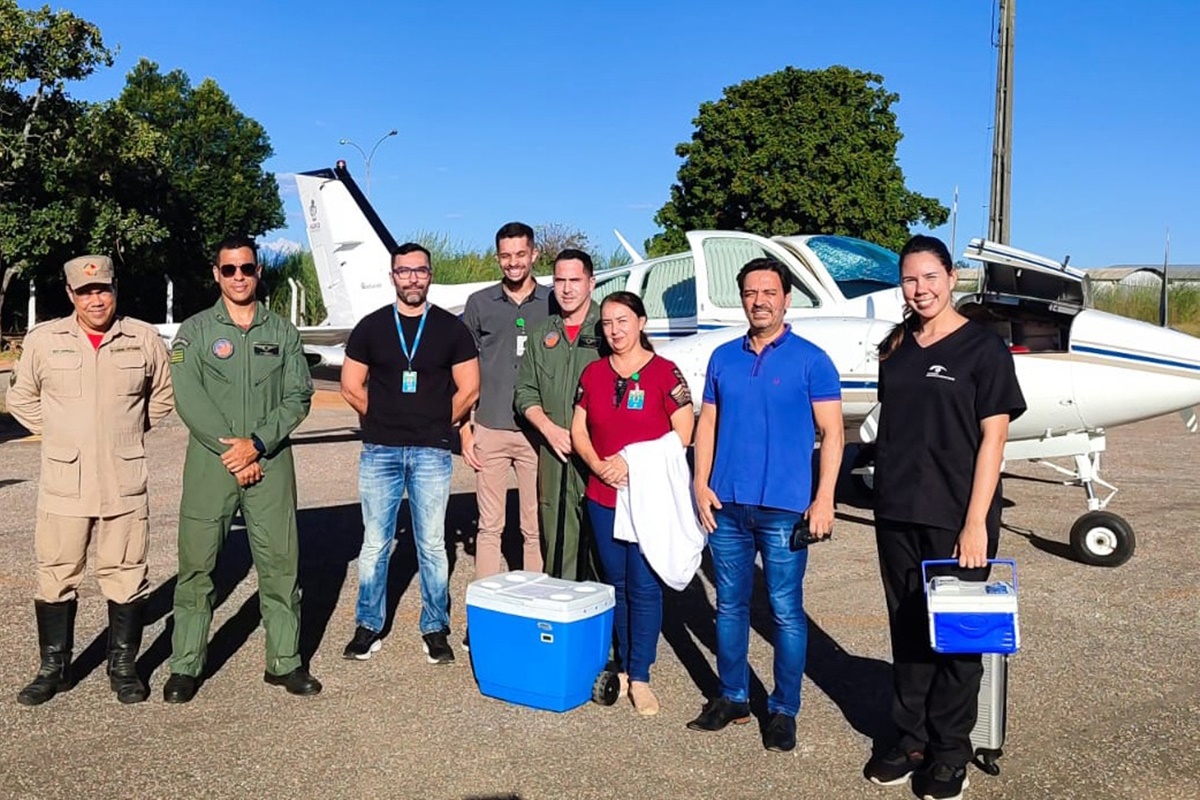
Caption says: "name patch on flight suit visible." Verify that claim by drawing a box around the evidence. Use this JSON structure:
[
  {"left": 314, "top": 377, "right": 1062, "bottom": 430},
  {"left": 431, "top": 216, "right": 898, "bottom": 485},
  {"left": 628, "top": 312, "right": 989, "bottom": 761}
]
[
  {"left": 578, "top": 335, "right": 600, "bottom": 349},
  {"left": 253, "top": 342, "right": 281, "bottom": 357}
]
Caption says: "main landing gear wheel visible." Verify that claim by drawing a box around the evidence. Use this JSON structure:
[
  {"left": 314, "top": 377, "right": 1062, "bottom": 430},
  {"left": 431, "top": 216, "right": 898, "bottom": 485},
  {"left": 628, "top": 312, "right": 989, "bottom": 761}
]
[
  {"left": 592, "top": 670, "right": 620, "bottom": 706},
  {"left": 1069, "top": 510, "right": 1135, "bottom": 567}
]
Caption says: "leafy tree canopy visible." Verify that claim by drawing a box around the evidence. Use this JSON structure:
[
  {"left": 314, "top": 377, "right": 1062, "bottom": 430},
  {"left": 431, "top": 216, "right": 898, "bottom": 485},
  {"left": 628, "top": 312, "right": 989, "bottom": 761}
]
[
  {"left": 648, "top": 66, "right": 948, "bottom": 256},
  {"left": 0, "top": 1, "right": 284, "bottom": 327}
]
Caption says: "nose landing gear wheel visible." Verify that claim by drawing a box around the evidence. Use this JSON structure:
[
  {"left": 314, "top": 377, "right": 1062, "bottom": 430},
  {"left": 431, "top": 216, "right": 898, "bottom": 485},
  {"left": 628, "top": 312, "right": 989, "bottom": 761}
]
[{"left": 1069, "top": 510, "right": 1135, "bottom": 567}]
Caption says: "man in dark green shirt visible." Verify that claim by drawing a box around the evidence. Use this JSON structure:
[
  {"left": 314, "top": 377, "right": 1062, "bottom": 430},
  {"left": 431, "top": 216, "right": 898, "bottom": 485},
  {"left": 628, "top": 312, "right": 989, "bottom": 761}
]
[
  {"left": 162, "top": 235, "right": 320, "bottom": 703},
  {"left": 514, "top": 249, "right": 604, "bottom": 581}
]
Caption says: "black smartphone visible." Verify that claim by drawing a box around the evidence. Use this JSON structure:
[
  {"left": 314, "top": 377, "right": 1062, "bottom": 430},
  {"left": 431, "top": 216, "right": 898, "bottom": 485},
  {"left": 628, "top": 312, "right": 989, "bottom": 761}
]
[{"left": 790, "top": 517, "right": 830, "bottom": 550}]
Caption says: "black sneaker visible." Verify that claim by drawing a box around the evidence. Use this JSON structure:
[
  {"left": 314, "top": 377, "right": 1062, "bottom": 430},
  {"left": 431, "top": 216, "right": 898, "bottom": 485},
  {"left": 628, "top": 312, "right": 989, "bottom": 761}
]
[
  {"left": 422, "top": 629, "right": 455, "bottom": 665},
  {"left": 863, "top": 745, "right": 926, "bottom": 786},
  {"left": 913, "top": 761, "right": 969, "bottom": 800},
  {"left": 342, "top": 626, "right": 382, "bottom": 661}
]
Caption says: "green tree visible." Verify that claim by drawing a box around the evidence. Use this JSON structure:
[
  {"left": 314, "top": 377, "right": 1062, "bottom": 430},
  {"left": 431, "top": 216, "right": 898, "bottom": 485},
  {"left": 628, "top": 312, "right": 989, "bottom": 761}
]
[
  {"left": 0, "top": 6, "right": 284, "bottom": 329},
  {"left": 0, "top": 1, "right": 163, "bottom": 328},
  {"left": 116, "top": 59, "right": 285, "bottom": 318},
  {"left": 648, "top": 66, "right": 948, "bottom": 256}
]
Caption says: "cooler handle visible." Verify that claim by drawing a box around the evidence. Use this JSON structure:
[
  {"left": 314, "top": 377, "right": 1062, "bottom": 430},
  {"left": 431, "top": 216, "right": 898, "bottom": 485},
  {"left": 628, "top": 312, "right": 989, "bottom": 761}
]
[{"left": 921, "top": 558, "right": 1017, "bottom": 596}]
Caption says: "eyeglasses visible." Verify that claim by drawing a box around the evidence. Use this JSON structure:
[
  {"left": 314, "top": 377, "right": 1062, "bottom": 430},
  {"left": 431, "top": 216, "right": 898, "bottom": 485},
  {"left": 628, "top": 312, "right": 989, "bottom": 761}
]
[
  {"left": 392, "top": 266, "right": 432, "bottom": 279},
  {"left": 613, "top": 377, "right": 628, "bottom": 408},
  {"left": 219, "top": 263, "right": 258, "bottom": 278}
]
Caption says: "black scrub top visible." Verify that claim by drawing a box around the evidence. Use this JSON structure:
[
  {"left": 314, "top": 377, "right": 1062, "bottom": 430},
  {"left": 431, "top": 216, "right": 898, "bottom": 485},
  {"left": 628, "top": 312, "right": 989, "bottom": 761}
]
[{"left": 874, "top": 319, "right": 1027, "bottom": 531}]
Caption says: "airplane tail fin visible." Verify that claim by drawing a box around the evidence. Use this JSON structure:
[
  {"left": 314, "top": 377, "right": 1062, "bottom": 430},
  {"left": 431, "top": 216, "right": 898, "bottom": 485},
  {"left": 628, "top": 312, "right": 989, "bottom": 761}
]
[{"left": 295, "top": 163, "right": 398, "bottom": 326}]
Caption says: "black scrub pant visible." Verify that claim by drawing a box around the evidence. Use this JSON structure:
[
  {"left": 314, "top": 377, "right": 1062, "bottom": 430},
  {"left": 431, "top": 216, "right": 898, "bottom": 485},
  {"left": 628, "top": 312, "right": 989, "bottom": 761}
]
[{"left": 874, "top": 518, "right": 998, "bottom": 768}]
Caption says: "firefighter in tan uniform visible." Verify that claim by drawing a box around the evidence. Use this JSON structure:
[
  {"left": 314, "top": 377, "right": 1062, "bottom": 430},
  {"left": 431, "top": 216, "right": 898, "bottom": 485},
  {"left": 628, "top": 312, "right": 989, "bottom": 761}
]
[{"left": 6, "top": 255, "right": 173, "bottom": 706}]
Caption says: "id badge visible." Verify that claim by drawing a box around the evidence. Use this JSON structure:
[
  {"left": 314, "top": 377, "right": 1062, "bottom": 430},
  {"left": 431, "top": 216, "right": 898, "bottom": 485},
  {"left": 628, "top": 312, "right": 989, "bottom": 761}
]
[
  {"left": 626, "top": 389, "right": 645, "bottom": 410},
  {"left": 402, "top": 370, "right": 418, "bottom": 393},
  {"left": 516, "top": 334, "right": 527, "bottom": 357}
]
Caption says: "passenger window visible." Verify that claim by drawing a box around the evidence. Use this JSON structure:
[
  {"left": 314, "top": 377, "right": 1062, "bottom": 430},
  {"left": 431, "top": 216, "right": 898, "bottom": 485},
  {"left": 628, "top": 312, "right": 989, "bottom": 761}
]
[
  {"left": 641, "top": 255, "right": 696, "bottom": 319},
  {"left": 592, "top": 272, "right": 628, "bottom": 303},
  {"left": 702, "top": 238, "right": 818, "bottom": 308}
]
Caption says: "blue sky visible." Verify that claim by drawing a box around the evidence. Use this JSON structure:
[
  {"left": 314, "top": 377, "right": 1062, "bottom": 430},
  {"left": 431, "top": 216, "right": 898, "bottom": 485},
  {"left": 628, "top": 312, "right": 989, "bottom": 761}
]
[{"left": 57, "top": 0, "right": 1199, "bottom": 267}]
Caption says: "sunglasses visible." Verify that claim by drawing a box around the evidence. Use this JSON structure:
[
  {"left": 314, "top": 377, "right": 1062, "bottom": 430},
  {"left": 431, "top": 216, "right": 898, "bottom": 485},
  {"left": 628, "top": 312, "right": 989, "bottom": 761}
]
[
  {"left": 613, "top": 377, "right": 629, "bottom": 408},
  {"left": 219, "top": 263, "right": 258, "bottom": 278}
]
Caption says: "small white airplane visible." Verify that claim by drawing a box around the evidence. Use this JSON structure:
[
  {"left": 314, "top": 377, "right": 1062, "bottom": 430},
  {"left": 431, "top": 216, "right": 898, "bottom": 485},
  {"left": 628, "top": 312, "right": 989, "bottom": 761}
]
[
  {"left": 656, "top": 238, "right": 1200, "bottom": 569},
  {"left": 294, "top": 161, "right": 1200, "bottom": 568}
]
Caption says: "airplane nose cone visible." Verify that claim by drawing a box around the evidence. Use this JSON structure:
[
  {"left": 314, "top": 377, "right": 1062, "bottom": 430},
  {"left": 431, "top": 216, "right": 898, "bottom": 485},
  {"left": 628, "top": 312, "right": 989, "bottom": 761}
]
[{"left": 1070, "top": 309, "right": 1200, "bottom": 428}]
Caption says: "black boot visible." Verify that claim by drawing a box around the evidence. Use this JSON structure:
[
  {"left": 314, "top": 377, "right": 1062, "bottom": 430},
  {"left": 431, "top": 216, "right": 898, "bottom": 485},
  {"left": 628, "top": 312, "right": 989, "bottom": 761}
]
[
  {"left": 17, "top": 600, "right": 76, "bottom": 706},
  {"left": 106, "top": 600, "right": 148, "bottom": 704}
]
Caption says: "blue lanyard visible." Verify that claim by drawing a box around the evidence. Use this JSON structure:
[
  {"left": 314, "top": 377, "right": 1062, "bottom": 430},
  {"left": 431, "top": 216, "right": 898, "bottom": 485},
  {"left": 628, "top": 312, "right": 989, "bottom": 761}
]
[{"left": 393, "top": 304, "right": 428, "bottom": 369}]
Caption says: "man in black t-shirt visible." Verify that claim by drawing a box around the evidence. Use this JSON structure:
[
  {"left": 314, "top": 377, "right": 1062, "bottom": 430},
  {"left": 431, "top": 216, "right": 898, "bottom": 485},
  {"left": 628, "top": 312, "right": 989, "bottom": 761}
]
[{"left": 339, "top": 242, "right": 479, "bottom": 665}]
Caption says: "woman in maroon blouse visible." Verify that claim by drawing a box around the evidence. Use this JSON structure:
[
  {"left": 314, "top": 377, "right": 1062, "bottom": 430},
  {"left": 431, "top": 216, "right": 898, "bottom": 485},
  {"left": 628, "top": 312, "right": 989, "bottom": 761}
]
[{"left": 571, "top": 292, "right": 694, "bottom": 716}]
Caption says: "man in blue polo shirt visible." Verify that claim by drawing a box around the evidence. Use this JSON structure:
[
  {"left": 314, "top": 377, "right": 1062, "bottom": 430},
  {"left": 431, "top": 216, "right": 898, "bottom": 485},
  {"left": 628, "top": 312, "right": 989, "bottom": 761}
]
[{"left": 688, "top": 257, "right": 844, "bottom": 752}]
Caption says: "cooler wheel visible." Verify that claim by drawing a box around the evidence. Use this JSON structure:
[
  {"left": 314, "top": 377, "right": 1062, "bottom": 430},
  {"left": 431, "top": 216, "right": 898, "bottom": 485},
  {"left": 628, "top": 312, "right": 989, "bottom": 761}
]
[
  {"left": 591, "top": 670, "right": 620, "bottom": 706},
  {"left": 973, "top": 747, "right": 1002, "bottom": 776}
]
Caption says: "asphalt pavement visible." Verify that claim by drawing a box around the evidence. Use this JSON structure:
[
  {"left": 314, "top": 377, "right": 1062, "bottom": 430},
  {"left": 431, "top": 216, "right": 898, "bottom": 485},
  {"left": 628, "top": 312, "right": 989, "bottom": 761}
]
[{"left": 0, "top": 391, "right": 1197, "bottom": 800}]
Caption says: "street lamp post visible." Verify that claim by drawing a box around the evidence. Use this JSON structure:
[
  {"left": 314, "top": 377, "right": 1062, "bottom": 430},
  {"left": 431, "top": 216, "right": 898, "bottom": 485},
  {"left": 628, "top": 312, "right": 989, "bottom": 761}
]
[{"left": 338, "top": 129, "right": 398, "bottom": 198}]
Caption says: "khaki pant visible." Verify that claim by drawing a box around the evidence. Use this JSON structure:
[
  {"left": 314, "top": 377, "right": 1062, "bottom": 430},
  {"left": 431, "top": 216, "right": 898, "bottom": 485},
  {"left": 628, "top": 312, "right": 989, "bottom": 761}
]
[
  {"left": 473, "top": 424, "right": 542, "bottom": 577},
  {"left": 34, "top": 508, "right": 150, "bottom": 603}
]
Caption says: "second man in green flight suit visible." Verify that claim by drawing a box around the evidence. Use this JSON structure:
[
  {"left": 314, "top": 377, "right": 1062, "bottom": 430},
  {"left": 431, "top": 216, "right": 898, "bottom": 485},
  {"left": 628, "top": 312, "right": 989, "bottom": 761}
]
[
  {"left": 515, "top": 249, "right": 605, "bottom": 581},
  {"left": 163, "top": 235, "right": 320, "bottom": 703}
]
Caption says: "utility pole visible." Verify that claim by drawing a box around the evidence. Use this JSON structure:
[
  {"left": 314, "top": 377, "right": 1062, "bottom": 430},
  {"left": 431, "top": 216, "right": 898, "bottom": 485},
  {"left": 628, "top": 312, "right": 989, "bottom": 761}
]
[{"left": 988, "top": 0, "right": 1015, "bottom": 244}]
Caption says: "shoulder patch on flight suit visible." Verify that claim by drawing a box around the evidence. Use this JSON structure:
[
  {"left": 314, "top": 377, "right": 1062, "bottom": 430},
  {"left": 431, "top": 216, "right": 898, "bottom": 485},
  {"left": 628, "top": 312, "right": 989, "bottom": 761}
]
[
  {"left": 253, "top": 342, "right": 281, "bottom": 356},
  {"left": 212, "top": 338, "right": 234, "bottom": 359},
  {"left": 171, "top": 335, "right": 188, "bottom": 364},
  {"left": 543, "top": 331, "right": 560, "bottom": 349}
]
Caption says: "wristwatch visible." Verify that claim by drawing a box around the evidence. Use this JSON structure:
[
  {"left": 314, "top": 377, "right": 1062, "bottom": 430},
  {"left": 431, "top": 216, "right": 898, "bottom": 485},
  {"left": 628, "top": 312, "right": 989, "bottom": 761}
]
[{"left": 250, "top": 433, "right": 267, "bottom": 455}]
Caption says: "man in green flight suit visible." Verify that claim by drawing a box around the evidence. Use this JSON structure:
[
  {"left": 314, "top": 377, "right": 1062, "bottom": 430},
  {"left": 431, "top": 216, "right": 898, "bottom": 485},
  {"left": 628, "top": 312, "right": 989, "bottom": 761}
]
[
  {"left": 515, "top": 249, "right": 605, "bottom": 581},
  {"left": 162, "top": 235, "right": 320, "bottom": 703}
]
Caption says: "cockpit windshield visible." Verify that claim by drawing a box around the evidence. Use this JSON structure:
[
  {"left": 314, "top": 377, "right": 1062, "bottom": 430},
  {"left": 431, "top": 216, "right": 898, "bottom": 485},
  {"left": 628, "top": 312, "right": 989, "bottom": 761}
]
[{"left": 806, "top": 235, "right": 900, "bottom": 299}]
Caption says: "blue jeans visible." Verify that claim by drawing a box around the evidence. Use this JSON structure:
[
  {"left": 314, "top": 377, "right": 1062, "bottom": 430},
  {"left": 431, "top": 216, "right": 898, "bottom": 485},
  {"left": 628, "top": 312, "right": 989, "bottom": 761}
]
[
  {"left": 708, "top": 503, "right": 809, "bottom": 717},
  {"left": 356, "top": 444, "right": 452, "bottom": 635},
  {"left": 587, "top": 499, "right": 663, "bottom": 683}
]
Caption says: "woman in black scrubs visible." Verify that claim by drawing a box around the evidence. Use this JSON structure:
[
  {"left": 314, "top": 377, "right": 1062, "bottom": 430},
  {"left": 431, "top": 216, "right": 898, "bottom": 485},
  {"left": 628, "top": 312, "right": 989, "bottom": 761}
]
[{"left": 863, "top": 235, "right": 1026, "bottom": 800}]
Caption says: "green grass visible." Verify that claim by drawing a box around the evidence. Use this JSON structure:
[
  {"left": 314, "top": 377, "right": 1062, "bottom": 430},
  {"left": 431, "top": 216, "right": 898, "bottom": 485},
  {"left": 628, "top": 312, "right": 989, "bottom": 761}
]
[
  {"left": 1092, "top": 284, "right": 1200, "bottom": 332},
  {"left": 409, "top": 231, "right": 634, "bottom": 285}
]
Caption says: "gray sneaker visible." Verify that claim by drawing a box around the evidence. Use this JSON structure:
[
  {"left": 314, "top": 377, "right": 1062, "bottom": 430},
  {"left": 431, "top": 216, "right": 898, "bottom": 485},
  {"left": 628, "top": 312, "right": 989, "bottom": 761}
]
[{"left": 422, "top": 629, "right": 455, "bottom": 665}]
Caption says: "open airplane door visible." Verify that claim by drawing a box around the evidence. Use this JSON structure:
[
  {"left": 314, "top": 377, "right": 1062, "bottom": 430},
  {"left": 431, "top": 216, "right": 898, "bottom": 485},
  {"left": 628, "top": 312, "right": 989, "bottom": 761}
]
[
  {"left": 686, "top": 230, "right": 836, "bottom": 328},
  {"left": 960, "top": 238, "right": 1087, "bottom": 438}
]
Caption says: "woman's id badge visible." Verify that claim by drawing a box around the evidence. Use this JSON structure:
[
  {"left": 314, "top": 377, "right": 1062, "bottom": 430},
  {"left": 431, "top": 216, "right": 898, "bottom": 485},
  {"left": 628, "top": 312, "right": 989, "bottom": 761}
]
[
  {"left": 516, "top": 335, "right": 527, "bottom": 357},
  {"left": 626, "top": 389, "right": 645, "bottom": 410},
  {"left": 402, "top": 370, "right": 418, "bottom": 393}
]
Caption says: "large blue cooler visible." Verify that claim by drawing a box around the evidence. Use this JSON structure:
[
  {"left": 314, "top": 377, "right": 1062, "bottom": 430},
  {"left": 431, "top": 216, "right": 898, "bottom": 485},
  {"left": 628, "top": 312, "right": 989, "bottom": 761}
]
[
  {"left": 466, "top": 571, "right": 614, "bottom": 712},
  {"left": 924, "top": 559, "right": 1020, "bottom": 654}
]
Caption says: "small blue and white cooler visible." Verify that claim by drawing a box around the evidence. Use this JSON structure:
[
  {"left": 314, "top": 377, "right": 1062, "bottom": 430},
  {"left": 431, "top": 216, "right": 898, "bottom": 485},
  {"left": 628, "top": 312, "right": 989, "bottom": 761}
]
[
  {"left": 466, "top": 571, "right": 618, "bottom": 712},
  {"left": 923, "top": 559, "right": 1020, "bottom": 654}
]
